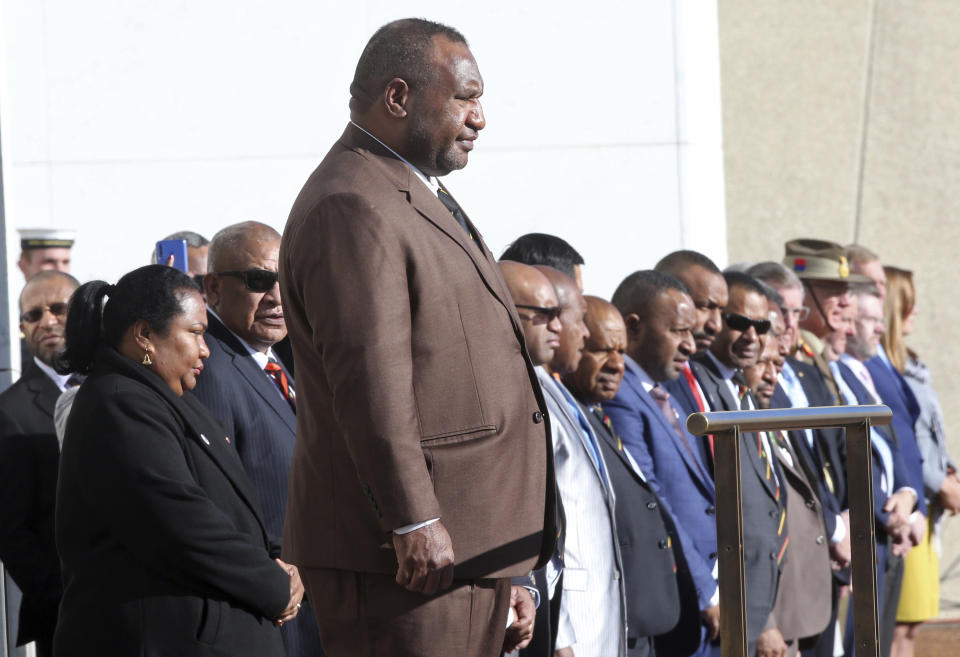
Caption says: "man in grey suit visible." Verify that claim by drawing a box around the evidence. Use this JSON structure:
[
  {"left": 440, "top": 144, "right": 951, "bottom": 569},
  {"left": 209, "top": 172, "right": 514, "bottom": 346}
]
[
  {"left": 688, "top": 271, "right": 789, "bottom": 657},
  {"left": 191, "top": 221, "right": 324, "bottom": 657},
  {"left": 534, "top": 266, "right": 626, "bottom": 657}
]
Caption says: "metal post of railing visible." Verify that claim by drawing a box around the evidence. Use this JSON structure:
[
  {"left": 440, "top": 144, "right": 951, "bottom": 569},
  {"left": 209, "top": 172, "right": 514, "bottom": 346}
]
[{"left": 687, "top": 405, "right": 891, "bottom": 657}]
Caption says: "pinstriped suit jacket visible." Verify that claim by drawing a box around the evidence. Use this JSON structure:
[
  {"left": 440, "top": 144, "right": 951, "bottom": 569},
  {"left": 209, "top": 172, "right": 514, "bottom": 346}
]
[
  {"left": 190, "top": 311, "right": 296, "bottom": 544},
  {"left": 536, "top": 368, "right": 626, "bottom": 657}
]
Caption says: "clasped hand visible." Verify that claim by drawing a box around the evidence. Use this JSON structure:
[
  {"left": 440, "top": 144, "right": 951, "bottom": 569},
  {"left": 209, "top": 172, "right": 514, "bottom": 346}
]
[{"left": 275, "top": 558, "right": 304, "bottom": 626}]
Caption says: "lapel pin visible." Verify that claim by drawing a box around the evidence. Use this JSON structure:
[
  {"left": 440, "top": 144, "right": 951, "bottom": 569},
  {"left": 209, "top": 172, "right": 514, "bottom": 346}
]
[
  {"left": 225, "top": 435, "right": 231, "bottom": 444},
  {"left": 200, "top": 434, "right": 210, "bottom": 446}
]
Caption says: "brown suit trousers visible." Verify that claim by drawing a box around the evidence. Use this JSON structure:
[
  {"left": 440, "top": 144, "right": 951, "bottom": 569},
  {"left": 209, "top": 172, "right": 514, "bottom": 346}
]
[{"left": 280, "top": 124, "right": 557, "bottom": 654}]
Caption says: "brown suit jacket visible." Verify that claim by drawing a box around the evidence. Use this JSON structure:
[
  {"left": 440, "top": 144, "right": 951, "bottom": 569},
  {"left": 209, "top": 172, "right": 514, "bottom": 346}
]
[
  {"left": 279, "top": 123, "right": 556, "bottom": 579},
  {"left": 768, "top": 431, "right": 832, "bottom": 641}
]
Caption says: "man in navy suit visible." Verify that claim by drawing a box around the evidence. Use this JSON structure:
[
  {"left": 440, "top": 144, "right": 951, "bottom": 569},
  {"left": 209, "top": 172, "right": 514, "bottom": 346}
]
[
  {"left": 603, "top": 270, "right": 720, "bottom": 657},
  {"left": 838, "top": 287, "right": 919, "bottom": 657},
  {"left": 654, "top": 251, "right": 729, "bottom": 425},
  {"left": 846, "top": 246, "right": 927, "bottom": 540},
  {"left": 191, "top": 221, "right": 324, "bottom": 657}
]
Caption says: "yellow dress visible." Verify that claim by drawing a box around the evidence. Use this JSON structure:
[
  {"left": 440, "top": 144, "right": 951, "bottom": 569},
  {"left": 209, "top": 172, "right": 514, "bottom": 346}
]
[{"left": 896, "top": 512, "right": 940, "bottom": 622}]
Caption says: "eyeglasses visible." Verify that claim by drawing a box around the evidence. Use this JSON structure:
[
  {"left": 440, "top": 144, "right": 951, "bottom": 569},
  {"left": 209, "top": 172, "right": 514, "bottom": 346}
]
[
  {"left": 515, "top": 304, "right": 562, "bottom": 322},
  {"left": 782, "top": 306, "right": 810, "bottom": 321},
  {"left": 21, "top": 302, "right": 69, "bottom": 323},
  {"left": 215, "top": 269, "right": 279, "bottom": 293},
  {"left": 722, "top": 312, "right": 771, "bottom": 335}
]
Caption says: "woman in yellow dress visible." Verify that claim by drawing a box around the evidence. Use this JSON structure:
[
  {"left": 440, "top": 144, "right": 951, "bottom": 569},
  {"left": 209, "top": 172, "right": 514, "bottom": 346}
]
[{"left": 886, "top": 267, "right": 960, "bottom": 657}]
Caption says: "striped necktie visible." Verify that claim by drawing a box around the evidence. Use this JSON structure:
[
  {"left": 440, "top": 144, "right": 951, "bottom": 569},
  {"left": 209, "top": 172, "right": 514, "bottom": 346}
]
[
  {"left": 264, "top": 358, "right": 296, "bottom": 412},
  {"left": 732, "top": 370, "right": 751, "bottom": 411},
  {"left": 764, "top": 431, "right": 790, "bottom": 565}
]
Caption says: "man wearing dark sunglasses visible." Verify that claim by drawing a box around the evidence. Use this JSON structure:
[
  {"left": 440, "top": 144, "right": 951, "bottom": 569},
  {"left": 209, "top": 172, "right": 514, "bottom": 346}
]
[
  {"left": 686, "top": 271, "right": 791, "bottom": 656},
  {"left": 191, "top": 221, "right": 324, "bottom": 657},
  {"left": 499, "top": 261, "right": 563, "bottom": 368},
  {"left": 0, "top": 270, "right": 80, "bottom": 656}
]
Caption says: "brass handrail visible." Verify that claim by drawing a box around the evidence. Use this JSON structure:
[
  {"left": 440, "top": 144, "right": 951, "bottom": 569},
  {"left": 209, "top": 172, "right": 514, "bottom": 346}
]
[
  {"left": 686, "top": 404, "right": 891, "bottom": 657},
  {"left": 687, "top": 404, "right": 892, "bottom": 434}
]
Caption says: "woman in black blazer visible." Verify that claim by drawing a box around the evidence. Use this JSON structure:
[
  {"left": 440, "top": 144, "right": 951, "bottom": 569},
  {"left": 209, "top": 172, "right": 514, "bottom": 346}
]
[{"left": 54, "top": 265, "right": 302, "bottom": 657}]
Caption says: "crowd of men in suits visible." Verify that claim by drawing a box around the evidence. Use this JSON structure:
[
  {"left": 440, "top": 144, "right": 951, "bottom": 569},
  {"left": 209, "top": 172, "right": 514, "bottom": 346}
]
[
  {"left": 0, "top": 16, "right": 950, "bottom": 657},
  {"left": 494, "top": 234, "right": 941, "bottom": 657}
]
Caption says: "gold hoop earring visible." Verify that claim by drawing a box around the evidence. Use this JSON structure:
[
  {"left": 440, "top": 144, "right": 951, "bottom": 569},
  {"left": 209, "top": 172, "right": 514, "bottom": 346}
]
[{"left": 142, "top": 351, "right": 153, "bottom": 366}]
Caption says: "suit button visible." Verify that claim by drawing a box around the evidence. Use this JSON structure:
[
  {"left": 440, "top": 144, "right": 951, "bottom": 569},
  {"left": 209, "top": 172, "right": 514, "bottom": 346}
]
[
  {"left": 647, "top": 501, "right": 657, "bottom": 510},
  {"left": 706, "top": 506, "right": 716, "bottom": 515},
  {"left": 658, "top": 539, "right": 669, "bottom": 549},
  {"left": 614, "top": 570, "right": 621, "bottom": 580},
  {"left": 770, "top": 551, "right": 777, "bottom": 560},
  {"left": 816, "top": 535, "right": 825, "bottom": 545},
  {"left": 769, "top": 510, "right": 777, "bottom": 518},
  {"left": 533, "top": 411, "right": 544, "bottom": 424},
  {"left": 806, "top": 499, "right": 816, "bottom": 509},
  {"left": 709, "top": 552, "right": 718, "bottom": 560}
]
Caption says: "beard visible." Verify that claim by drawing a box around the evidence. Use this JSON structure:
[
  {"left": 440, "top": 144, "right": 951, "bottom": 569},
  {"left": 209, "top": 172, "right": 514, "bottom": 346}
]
[{"left": 405, "top": 115, "right": 465, "bottom": 177}]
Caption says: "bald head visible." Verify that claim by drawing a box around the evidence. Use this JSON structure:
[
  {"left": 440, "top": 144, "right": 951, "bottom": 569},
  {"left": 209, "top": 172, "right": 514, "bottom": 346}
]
[
  {"left": 535, "top": 266, "right": 578, "bottom": 307},
  {"left": 205, "top": 221, "right": 285, "bottom": 353},
  {"left": 208, "top": 221, "right": 281, "bottom": 273},
  {"left": 564, "top": 297, "right": 627, "bottom": 404},
  {"left": 500, "top": 261, "right": 562, "bottom": 366},
  {"left": 20, "top": 270, "right": 80, "bottom": 367},
  {"left": 20, "top": 270, "right": 80, "bottom": 310},
  {"left": 500, "top": 261, "right": 556, "bottom": 308},
  {"left": 534, "top": 266, "right": 589, "bottom": 375}
]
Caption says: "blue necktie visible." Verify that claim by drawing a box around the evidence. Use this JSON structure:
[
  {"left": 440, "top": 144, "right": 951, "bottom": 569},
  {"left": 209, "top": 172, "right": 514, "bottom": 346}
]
[{"left": 557, "top": 383, "right": 608, "bottom": 487}]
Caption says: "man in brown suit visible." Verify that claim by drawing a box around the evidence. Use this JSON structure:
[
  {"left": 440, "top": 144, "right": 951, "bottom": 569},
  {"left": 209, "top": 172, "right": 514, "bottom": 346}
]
[
  {"left": 279, "top": 18, "right": 555, "bottom": 657},
  {"left": 745, "top": 315, "right": 832, "bottom": 657}
]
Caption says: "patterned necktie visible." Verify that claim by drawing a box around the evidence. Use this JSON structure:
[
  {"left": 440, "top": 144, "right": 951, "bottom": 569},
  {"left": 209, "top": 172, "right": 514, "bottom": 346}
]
[
  {"left": 649, "top": 385, "right": 709, "bottom": 481},
  {"left": 683, "top": 362, "right": 714, "bottom": 459},
  {"left": 732, "top": 370, "right": 751, "bottom": 411},
  {"left": 436, "top": 187, "right": 473, "bottom": 239},
  {"left": 767, "top": 431, "right": 790, "bottom": 566},
  {"left": 264, "top": 359, "right": 296, "bottom": 412}
]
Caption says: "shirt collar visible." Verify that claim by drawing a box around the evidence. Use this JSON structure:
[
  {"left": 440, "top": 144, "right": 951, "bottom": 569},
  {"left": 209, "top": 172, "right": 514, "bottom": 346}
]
[
  {"left": 207, "top": 308, "right": 276, "bottom": 371},
  {"left": 350, "top": 120, "right": 438, "bottom": 193},
  {"left": 706, "top": 350, "right": 737, "bottom": 381},
  {"left": 33, "top": 357, "right": 72, "bottom": 392},
  {"left": 623, "top": 354, "right": 656, "bottom": 391}
]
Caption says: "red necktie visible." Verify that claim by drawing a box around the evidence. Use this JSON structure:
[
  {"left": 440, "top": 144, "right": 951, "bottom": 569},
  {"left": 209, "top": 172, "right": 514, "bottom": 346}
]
[
  {"left": 264, "top": 359, "right": 296, "bottom": 412},
  {"left": 683, "top": 362, "right": 713, "bottom": 457}
]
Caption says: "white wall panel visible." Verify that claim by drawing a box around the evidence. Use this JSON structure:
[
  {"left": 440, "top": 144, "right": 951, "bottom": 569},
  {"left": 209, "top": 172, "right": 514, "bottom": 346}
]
[{"left": 1, "top": 0, "right": 727, "bottom": 302}]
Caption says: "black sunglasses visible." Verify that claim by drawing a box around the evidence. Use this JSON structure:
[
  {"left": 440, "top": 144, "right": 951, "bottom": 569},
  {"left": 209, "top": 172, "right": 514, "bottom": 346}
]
[
  {"left": 21, "top": 302, "right": 69, "bottom": 323},
  {"left": 722, "top": 312, "right": 771, "bottom": 335},
  {"left": 515, "top": 304, "right": 563, "bottom": 322},
  {"left": 215, "top": 269, "right": 279, "bottom": 293}
]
